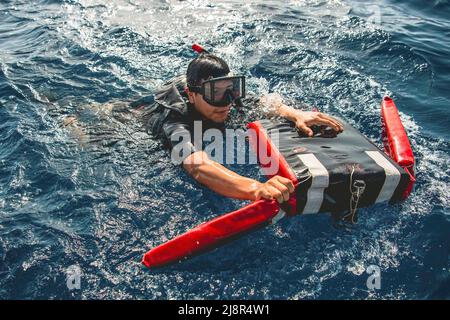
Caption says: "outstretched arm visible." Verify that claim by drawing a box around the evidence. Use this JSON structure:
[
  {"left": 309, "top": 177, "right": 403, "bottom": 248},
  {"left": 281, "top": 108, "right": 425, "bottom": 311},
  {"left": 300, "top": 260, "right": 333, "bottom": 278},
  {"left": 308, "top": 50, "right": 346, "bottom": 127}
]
[
  {"left": 260, "top": 93, "right": 344, "bottom": 136},
  {"left": 182, "top": 151, "right": 294, "bottom": 203}
]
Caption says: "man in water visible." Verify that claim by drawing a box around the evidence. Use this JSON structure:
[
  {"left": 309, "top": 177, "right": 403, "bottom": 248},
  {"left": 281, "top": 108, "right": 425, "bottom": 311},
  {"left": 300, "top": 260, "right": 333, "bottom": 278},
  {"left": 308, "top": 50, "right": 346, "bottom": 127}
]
[{"left": 144, "top": 53, "right": 343, "bottom": 204}]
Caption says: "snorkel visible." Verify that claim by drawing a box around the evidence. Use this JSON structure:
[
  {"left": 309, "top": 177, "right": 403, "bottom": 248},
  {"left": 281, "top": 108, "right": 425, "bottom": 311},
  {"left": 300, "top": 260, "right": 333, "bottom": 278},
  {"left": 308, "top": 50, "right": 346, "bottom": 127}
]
[{"left": 192, "top": 43, "right": 209, "bottom": 54}]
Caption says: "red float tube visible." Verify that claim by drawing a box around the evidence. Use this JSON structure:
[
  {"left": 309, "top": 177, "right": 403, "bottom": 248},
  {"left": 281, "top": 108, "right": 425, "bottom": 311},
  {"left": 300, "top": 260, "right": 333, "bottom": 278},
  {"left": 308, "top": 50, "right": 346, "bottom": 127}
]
[
  {"left": 142, "top": 199, "right": 281, "bottom": 269},
  {"left": 247, "top": 121, "right": 298, "bottom": 215},
  {"left": 380, "top": 96, "right": 416, "bottom": 199},
  {"left": 247, "top": 121, "right": 298, "bottom": 183}
]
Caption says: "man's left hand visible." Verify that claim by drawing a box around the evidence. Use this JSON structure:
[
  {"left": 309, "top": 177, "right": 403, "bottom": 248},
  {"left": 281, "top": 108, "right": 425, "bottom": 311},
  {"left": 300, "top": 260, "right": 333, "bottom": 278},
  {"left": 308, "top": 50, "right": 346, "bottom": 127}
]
[{"left": 294, "top": 111, "right": 344, "bottom": 137}]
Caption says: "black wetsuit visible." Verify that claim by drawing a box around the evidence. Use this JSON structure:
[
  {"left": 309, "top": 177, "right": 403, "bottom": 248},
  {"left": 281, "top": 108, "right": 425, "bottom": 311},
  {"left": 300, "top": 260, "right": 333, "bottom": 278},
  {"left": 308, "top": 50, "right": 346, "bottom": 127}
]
[{"left": 138, "top": 75, "right": 260, "bottom": 163}]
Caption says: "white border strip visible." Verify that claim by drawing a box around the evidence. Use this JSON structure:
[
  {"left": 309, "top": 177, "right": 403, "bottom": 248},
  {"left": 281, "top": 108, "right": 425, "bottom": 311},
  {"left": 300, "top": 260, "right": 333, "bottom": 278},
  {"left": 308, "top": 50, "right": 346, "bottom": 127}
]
[
  {"left": 297, "top": 154, "right": 329, "bottom": 214},
  {"left": 365, "top": 151, "right": 401, "bottom": 203}
]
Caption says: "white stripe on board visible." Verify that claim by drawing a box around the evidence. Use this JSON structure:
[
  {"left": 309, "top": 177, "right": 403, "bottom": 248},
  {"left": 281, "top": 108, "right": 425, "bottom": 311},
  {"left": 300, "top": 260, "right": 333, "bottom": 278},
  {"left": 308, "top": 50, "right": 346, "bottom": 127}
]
[
  {"left": 365, "top": 151, "right": 401, "bottom": 203},
  {"left": 271, "top": 209, "right": 286, "bottom": 224},
  {"left": 297, "top": 154, "right": 329, "bottom": 214}
]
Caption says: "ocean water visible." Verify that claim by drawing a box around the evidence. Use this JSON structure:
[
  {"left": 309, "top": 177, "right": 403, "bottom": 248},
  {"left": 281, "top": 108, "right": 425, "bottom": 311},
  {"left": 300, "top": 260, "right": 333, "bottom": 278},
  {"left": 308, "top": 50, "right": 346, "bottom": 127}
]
[{"left": 0, "top": 0, "right": 449, "bottom": 299}]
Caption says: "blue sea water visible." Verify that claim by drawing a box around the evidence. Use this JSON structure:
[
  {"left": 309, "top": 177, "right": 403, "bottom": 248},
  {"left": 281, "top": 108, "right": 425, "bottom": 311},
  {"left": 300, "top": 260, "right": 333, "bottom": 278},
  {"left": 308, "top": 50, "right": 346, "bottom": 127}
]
[{"left": 0, "top": 0, "right": 449, "bottom": 300}]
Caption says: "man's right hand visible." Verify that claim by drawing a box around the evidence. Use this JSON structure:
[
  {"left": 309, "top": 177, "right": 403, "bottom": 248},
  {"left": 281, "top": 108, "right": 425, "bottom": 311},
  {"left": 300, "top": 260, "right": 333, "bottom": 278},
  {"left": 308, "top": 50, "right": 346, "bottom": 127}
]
[
  {"left": 251, "top": 176, "right": 295, "bottom": 203},
  {"left": 183, "top": 152, "right": 296, "bottom": 202}
]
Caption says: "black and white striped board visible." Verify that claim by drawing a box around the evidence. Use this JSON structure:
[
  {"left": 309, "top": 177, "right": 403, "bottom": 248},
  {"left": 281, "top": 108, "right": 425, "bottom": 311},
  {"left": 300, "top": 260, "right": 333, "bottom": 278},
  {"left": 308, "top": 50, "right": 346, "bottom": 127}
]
[{"left": 257, "top": 119, "right": 410, "bottom": 215}]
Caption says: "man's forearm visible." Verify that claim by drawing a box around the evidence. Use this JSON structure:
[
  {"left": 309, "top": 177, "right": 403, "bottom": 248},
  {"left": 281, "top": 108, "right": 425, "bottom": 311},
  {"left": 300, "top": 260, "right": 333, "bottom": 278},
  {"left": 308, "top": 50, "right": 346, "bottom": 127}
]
[
  {"left": 275, "top": 104, "right": 302, "bottom": 122},
  {"left": 183, "top": 152, "right": 260, "bottom": 200},
  {"left": 260, "top": 93, "right": 302, "bottom": 121}
]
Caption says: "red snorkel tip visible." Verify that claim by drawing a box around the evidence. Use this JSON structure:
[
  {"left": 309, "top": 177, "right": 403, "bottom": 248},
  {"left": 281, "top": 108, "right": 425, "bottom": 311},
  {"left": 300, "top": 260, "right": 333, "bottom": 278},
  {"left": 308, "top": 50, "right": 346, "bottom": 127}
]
[{"left": 192, "top": 43, "right": 209, "bottom": 54}]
